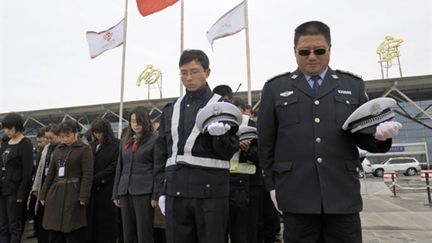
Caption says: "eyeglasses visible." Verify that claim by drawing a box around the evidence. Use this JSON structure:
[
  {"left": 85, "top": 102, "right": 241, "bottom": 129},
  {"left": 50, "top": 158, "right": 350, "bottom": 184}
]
[
  {"left": 179, "top": 69, "right": 204, "bottom": 78},
  {"left": 297, "top": 48, "right": 327, "bottom": 56}
]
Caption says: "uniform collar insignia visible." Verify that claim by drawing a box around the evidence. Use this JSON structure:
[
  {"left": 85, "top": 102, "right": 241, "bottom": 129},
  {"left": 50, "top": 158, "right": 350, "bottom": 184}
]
[
  {"left": 280, "top": 91, "right": 294, "bottom": 97},
  {"left": 331, "top": 74, "right": 339, "bottom": 79},
  {"left": 291, "top": 74, "right": 298, "bottom": 80}
]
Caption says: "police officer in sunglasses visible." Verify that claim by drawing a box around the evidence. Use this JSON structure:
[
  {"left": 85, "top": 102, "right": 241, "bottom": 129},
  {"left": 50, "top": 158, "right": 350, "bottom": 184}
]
[{"left": 257, "top": 21, "right": 399, "bottom": 242}]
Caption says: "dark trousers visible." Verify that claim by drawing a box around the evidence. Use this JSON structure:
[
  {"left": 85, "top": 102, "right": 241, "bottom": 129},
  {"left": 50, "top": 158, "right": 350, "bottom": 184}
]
[
  {"left": 117, "top": 207, "right": 124, "bottom": 243},
  {"left": 247, "top": 186, "right": 264, "bottom": 243},
  {"left": 282, "top": 212, "right": 362, "bottom": 243},
  {"left": 263, "top": 192, "right": 280, "bottom": 243},
  {"left": 228, "top": 188, "right": 249, "bottom": 243},
  {"left": 165, "top": 196, "right": 229, "bottom": 243},
  {"left": 120, "top": 194, "right": 154, "bottom": 243},
  {"left": 87, "top": 184, "right": 118, "bottom": 243},
  {"left": 35, "top": 203, "right": 49, "bottom": 243},
  {"left": 0, "top": 194, "right": 24, "bottom": 243},
  {"left": 48, "top": 227, "right": 86, "bottom": 243},
  {"left": 153, "top": 228, "right": 166, "bottom": 243}
]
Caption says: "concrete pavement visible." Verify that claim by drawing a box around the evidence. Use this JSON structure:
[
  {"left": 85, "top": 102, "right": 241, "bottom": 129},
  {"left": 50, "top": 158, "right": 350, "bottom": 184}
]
[
  {"left": 22, "top": 176, "right": 432, "bottom": 242},
  {"left": 361, "top": 177, "right": 432, "bottom": 243}
]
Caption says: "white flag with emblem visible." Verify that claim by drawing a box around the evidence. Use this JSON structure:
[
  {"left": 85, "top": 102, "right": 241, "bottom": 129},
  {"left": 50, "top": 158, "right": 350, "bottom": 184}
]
[
  {"left": 206, "top": 1, "right": 245, "bottom": 46},
  {"left": 86, "top": 19, "right": 125, "bottom": 59}
]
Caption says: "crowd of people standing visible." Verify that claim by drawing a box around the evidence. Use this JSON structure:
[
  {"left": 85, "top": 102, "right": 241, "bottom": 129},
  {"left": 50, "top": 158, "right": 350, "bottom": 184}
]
[{"left": 0, "top": 20, "right": 401, "bottom": 243}]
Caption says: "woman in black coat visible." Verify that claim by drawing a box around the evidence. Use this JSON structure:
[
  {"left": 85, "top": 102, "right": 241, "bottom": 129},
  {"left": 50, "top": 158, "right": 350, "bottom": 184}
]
[
  {"left": 87, "top": 118, "right": 120, "bottom": 243},
  {"left": 0, "top": 112, "right": 33, "bottom": 243}
]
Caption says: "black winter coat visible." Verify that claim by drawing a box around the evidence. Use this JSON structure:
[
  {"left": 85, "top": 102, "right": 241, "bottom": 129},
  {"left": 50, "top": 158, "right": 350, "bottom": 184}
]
[{"left": 87, "top": 138, "right": 120, "bottom": 243}]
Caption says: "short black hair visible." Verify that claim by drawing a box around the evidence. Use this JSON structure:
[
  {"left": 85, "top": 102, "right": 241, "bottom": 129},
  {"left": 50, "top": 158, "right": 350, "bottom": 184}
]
[
  {"left": 44, "top": 123, "right": 59, "bottom": 135},
  {"left": 213, "top": 85, "right": 233, "bottom": 100},
  {"left": 36, "top": 130, "right": 45, "bottom": 138},
  {"left": 1, "top": 112, "right": 24, "bottom": 132},
  {"left": 233, "top": 97, "right": 251, "bottom": 111},
  {"left": 179, "top": 49, "right": 210, "bottom": 70},
  {"left": 58, "top": 120, "right": 80, "bottom": 134},
  {"left": 294, "top": 21, "right": 331, "bottom": 47},
  {"left": 233, "top": 96, "right": 246, "bottom": 107}
]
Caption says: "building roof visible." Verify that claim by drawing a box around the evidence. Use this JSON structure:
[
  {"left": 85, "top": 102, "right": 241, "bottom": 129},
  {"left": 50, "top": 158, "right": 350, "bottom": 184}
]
[{"left": 1, "top": 74, "right": 431, "bottom": 135}]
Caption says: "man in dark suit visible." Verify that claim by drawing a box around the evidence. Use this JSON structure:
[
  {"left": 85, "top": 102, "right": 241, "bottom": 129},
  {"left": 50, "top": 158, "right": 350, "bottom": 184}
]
[{"left": 257, "top": 21, "right": 401, "bottom": 242}]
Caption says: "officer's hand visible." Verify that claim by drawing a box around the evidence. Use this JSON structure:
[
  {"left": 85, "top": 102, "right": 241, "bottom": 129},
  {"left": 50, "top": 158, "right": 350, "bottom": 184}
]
[
  {"left": 158, "top": 195, "right": 166, "bottom": 216},
  {"left": 151, "top": 200, "right": 158, "bottom": 208},
  {"left": 113, "top": 199, "right": 121, "bottom": 207},
  {"left": 270, "top": 190, "right": 282, "bottom": 214},
  {"left": 207, "top": 122, "right": 231, "bottom": 136},
  {"left": 40, "top": 200, "right": 45, "bottom": 206},
  {"left": 374, "top": 121, "right": 402, "bottom": 141}
]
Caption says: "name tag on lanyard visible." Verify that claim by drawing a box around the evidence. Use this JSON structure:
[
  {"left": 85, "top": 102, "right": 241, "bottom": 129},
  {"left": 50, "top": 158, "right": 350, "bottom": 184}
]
[
  {"left": 58, "top": 166, "right": 65, "bottom": 177},
  {"left": 58, "top": 149, "right": 72, "bottom": 178}
]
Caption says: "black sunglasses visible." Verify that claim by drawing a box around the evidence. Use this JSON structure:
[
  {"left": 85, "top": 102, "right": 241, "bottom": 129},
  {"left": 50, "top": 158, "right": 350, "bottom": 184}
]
[{"left": 297, "top": 48, "right": 327, "bottom": 56}]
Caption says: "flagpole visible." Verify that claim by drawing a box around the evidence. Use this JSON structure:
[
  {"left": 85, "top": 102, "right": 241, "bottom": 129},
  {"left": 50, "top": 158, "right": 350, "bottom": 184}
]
[
  {"left": 244, "top": 0, "right": 252, "bottom": 105},
  {"left": 179, "top": 0, "right": 184, "bottom": 96},
  {"left": 118, "top": 0, "right": 129, "bottom": 138}
]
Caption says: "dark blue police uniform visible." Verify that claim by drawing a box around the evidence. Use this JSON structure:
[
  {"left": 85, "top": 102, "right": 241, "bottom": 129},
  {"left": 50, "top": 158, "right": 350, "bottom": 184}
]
[{"left": 257, "top": 68, "right": 392, "bottom": 242}]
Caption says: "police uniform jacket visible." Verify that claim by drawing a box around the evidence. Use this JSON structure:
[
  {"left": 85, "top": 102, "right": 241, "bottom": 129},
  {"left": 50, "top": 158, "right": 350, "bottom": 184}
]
[
  {"left": 257, "top": 68, "right": 391, "bottom": 214},
  {"left": 154, "top": 84, "right": 239, "bottom": 199},
  {"left": 112, "top": 134, "right": 157, "bottom": 199}
]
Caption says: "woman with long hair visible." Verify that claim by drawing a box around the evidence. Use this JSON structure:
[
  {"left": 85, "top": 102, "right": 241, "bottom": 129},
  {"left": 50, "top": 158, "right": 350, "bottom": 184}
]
[
  {"left": 0, "top": 112, "right": 33, "bottom": 243},
  {"left": 87, "top": 118, "right": 120, "bottom": 243},
  {"left": 112, "top": 106, "right": 158, "bottom": 243}
]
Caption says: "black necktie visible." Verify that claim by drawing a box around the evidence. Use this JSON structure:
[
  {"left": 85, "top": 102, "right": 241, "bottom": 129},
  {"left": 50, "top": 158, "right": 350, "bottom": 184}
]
[{"left": 311, "top": 76, "right": 320, "bottom": 95}]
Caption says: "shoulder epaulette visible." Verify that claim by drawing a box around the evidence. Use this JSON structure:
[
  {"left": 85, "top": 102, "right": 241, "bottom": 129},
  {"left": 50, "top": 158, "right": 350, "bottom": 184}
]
[
  {"left": 267, "top": 72, "right": 291, "bottom": 83},
  {"left": 336, "top": 69, "right": 362, "bottom": 80}
]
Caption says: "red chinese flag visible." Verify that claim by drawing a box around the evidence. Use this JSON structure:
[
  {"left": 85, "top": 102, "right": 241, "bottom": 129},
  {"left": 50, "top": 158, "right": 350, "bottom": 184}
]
[{"left": 136, "top": 0, "right": 179, "bottom": 17}]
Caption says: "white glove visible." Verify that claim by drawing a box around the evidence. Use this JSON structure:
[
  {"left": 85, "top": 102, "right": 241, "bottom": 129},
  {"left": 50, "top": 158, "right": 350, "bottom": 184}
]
[
  {"left": 374, "top": 121, "right": 402, "bottom": 141},
  {"left": 270, "top": 189, "right": 282, "bottom": 214},
  {"left": 207, "top": 122, "right": 231, "bottom": 136},
  {"left": 158, "top": 195, "right": 166, "bottom": 216}
]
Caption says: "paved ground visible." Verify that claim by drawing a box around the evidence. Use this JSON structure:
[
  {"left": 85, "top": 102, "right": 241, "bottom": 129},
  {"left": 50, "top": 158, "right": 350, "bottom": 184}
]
[
  {"left": 22, "top": 175, "right": 432, "bottom": 243},
  {"left": 361, "top": 175, "right": 432, "bottom": 243}
]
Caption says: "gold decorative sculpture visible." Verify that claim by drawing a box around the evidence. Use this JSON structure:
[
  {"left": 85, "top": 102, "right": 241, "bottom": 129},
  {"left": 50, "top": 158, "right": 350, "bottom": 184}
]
[
  {"left": 136, "top": 64, "right": 163, "bottom": 99},
  {"left": 376, "top": 36, "right": 403, "bottom": 79}
]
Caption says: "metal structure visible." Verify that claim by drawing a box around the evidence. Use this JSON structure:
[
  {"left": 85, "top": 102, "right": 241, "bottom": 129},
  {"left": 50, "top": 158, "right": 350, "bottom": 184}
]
[
  {"left": 1, "top": 75, "right": 431, "bottom": 141},
  {"left": 376, "top": 36, "right": 404, "bottom": 79},
  {"left": 365, "top": 75, "right": 432, "bottom": 129},
  {"left": 136, "top": 64, "right": 163, "bottom": 100}
]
